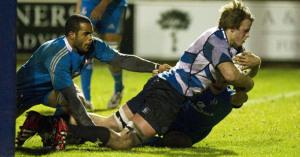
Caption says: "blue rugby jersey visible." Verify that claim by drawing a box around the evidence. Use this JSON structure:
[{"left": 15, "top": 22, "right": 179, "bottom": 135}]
[
  {"left": 17, "top": 36, "right": 117, "bottom": 97},
  {"left": 158, "top": 27, "right": 241, "bottom": 97}
]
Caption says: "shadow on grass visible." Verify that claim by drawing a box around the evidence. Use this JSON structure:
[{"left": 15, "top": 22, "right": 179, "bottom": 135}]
[
  {"left": 65, "top": 145, "right": 238, "bottom": 157},
  {"left": 16, "top": 145, "right": 237, "bottom": 157},
  {"left": 16, "top": 147, "right": 56, "bottom": 156}
]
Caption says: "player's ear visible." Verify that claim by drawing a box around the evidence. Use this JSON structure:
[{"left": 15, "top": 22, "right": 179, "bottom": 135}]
[{"left": 68, "top": 31, "right": 76, "bottom": 40}]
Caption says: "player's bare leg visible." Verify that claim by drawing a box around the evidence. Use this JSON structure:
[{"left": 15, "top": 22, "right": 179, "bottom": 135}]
[
  {"left": 105, "top": 113, "right": 156, "bottom": 149},
  {"left": 87, "top": 104, "right": 135, "bottom": 132}
]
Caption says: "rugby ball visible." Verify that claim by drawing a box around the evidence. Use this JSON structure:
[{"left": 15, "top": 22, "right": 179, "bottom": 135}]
[{"left": 233, "top": 54, "right": 251, "bottom": 76}]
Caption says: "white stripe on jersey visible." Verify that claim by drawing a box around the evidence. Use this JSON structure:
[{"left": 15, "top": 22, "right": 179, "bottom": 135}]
[
  {"left": 50, "top": 47, "right": 68, "bottom": 83},
  {"left": 174, "top": 71, "right": 188, "bottom": 95}
]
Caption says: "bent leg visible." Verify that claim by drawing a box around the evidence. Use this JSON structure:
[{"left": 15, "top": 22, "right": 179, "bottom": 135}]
[{"left": 106, "top": 114, "right": 156, "bottom": 149}]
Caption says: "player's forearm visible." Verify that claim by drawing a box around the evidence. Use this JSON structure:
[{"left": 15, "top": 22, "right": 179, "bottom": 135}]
[
  {"left": 218, "top": 62, "right": 254, "bottom": 92},
  {"left": 110, "top": 53, "right": 158, "bottom": 72},
  {"left": 228, "top": 74, "right": 254, "bottom": 92},
  {"left": 61, "top": 86, "right": 95, "bottom": 126}
]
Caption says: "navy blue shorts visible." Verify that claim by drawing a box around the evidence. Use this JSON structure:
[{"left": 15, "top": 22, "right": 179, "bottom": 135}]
[
  {"left": 16, "top": 89, "right": 50, "bottom": 116},
  {"left": 127, "top": 76, "right": 186, "bottom": 135}
]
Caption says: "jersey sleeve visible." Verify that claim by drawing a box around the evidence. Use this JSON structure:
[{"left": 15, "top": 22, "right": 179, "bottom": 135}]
[
  {"left": 47, "top": 53, "right": 73, "bottom": 91},
  {"left": 90, "top": 37, "right": 117, "bottom": 63},
  {"left": 203, "top": 33, "right": 232, "bottom": 68}
]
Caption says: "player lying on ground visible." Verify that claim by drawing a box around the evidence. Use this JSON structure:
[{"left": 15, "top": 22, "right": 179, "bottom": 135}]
[
  {"left": 16, "top": 14, "right": 170, "bottom": 150},
  {"left": 17, "top": 0, "right": 257, "bottom": 150}
]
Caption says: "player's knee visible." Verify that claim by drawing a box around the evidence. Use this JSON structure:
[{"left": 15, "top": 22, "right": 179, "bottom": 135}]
[
  {"left": 107, "top": 131, "right": 134, "bottom": 149},
  {"left": 113, "top": 107, "right": 132, "bottom": 131},
  {"left": 107, "top": 121, "right": 147, "bottom": 149},
  {"left": 162, "top": 131, "right": 193, "bottom": 148}
]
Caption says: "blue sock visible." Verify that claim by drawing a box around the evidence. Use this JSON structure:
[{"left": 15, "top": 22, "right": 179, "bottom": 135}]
[
  {"left": 81, "top": 62, "right": 93, "bottom": 101},
  {"left": 112, "top": 71, "right": 124, "bottom": 93}
]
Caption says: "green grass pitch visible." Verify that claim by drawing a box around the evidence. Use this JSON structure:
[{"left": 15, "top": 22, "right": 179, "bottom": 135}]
[{"left": 15, "top": 63, "right": 300, "bottom": 157}]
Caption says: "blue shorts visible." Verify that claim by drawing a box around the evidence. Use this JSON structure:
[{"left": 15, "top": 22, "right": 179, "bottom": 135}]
[{"left": 81, "top": 0, "right": 126, "bottom": 34}]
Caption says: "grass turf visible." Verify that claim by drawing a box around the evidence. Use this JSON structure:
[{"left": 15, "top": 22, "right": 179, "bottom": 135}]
[{"left": 15, "top": 64, "right": 300, "bottom": 157}]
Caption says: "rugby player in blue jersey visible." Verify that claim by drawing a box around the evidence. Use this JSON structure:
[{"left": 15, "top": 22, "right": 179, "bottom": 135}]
[
  {"left": 76, "top": 0, "right": 128, "bottom": 110},
  {"left": 16, "top": 14, "right": 170, "bottom": 150}
]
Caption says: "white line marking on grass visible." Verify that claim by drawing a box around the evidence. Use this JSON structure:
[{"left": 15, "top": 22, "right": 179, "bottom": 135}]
[{"left": 246, "top": 91, "right": 300, "bottom": 105}]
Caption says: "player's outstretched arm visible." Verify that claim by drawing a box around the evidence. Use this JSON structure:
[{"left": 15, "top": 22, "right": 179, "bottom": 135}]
[
  {"left": 60, "top": 85, "right": 95, "bottom": 126},
  {"left": 110, "top": 53, "right": 171, "bottom": 73}
]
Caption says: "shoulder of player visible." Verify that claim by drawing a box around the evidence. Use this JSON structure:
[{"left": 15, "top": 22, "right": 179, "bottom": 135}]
[{"left": 207, "top": 29, "right": 229, "bottom": 49}]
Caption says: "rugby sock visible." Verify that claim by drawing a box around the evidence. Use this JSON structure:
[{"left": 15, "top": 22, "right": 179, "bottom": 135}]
[
  {"left": 81, "top": 63, "right": 93, "bottom": 101},
  {"left": 112, "top": 71, "right": 124, "bottom": 93},
  {"left": 68, "top": 125, "right": 110, "bottom": 145}
]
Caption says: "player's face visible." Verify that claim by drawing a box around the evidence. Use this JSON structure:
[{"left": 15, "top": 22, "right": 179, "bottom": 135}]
[
  {"left": 230, "top": 19, "right": 252, "bottom": 48},
  {"left": 74, "top": 22, "right": 93, "bottom": 54}
]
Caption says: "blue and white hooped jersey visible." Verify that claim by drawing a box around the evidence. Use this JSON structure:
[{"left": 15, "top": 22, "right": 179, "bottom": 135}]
[
  {"left": 158, "top": 27, "right": 241, "bottom": 97},
  {"left": 17, "top": 36, "right": 117, "bottom": 95}
]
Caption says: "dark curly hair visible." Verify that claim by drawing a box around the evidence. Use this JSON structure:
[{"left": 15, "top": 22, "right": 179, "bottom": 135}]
[{"left": 65, "top": 14, "right": 92, "bottom": 36}]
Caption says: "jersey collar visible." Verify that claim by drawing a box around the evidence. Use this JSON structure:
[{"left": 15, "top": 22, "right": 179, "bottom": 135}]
[{"left": 63, "top": 37, "right": 73, "bottom": 52}]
